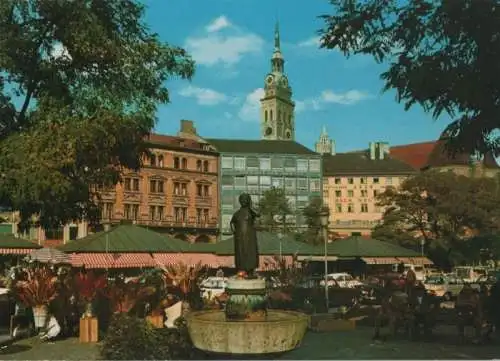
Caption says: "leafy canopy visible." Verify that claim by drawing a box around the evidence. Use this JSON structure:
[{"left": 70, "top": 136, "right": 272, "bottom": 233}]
[
  {"left": 0, "top": 0, "right": 194, "bottom": 230},
  {"left": 319, "top": 0, "right": 500, "bottom": 154},
  {"left": 258, "top": 187, "right": 291, "bottom": 231}
]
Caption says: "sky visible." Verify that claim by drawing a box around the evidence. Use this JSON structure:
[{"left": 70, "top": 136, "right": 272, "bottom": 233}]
[{"left": 143, "top": 0, "right": 451, "bottom": 153}]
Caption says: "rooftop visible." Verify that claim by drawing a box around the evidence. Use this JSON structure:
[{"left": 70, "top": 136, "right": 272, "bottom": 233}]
[
  {"left": 205, "top": 138, "right": 317, "bottom": 156},
  {"left": 146, "top": 133, "right": 217, "bottom": 154},
  {"left": 322, "top": 152, "right": 416, "bottom": 176}
]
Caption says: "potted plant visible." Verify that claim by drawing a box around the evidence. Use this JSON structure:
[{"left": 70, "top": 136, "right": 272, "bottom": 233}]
[
  {"left": 74, "top": 270, "right": 108, "bottom": 318},
  {"left": 13, "top": 266, "right": 58, "bottom": 329},
  {"left": 106, "top": 277, "right": 155, "bottom": 314}
]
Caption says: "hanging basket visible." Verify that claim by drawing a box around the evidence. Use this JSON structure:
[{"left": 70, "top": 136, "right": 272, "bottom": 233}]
[{"left": 33, "top": 305, "right": 48, "bottom": 328}]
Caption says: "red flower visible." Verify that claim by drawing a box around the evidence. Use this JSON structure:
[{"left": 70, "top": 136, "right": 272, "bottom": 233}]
[{"left": 74, "top": 271, "right": 108, "bottom": 303}]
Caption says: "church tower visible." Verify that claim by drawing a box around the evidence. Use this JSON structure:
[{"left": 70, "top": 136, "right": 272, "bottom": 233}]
[
  {"left": 315, "top": 125, "right": 336, "bottom": 155},
  {"left": 260, "top": 22, "right": 295, "bottom": 140}
]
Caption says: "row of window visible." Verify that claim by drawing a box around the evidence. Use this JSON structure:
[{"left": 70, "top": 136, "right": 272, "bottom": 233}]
[
  {"left": 220, "top": 175, "right": 321, "bottom": 191},
  {"left": 333, "top": 203, "right": 381, "bottom": 213},
  {"left": 123, "top": 177, "right": 211, "bottom": 197},
  {"left": 333, "top": 176, "right": 403, "bottom": 185},
  {"left": 333, "top": 189, "right": 380, "bottom": 198},
  {"left": 148, "top": 154, "right": 211, "bottom": 173},
  {"left": 101, "top": 203, "right": 210, "bottom": 222},
  {"left": 263, "top": 109, "right": 292, "bottom": 124},
  {"left": 221, "top": 156, "right": 321, "bottom": 172},
  {"left": 221, "top": 194, "right": 313, "bottom": 210}
]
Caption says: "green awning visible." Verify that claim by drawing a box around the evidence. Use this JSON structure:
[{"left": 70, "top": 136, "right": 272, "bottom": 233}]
[
  {"left": 214, "top": 231, "right": 321, "bottom": 256},
  {"left": 0, "top": 234, "right": 42, "bottom": 249},
  {"left": 58, "top": 225, "right": 189, "bottom": 253}
]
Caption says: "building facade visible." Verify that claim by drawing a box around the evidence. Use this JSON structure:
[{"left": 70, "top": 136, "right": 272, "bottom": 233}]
[
  {"left": 322, "top": 141, "right": 416, "bottom": 237},
  {"left": 206, "top": 139, "right": 322, "bottom": 235}
]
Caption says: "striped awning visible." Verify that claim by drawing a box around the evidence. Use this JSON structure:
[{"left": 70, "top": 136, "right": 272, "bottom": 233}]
[
  {"left": 70, "top": 253, "right": 116, "bottom": 268},
  {"left": 113, "top": 253, "right": 156, "bottom": 268},
  {"left": 0, "top": 248, "right": 37, "bottom": 255},
  {"left": 216, "top": 255, "right": 294, "bottom": 270},
  {"left": 396, "top": 257, "right": 433, "bottom": 265},
  {"left": 361, "top": 257, "right": 399, "bottom": 265},
  {"left": 152, "top": 253, "right": 220, "bottom": 268}
]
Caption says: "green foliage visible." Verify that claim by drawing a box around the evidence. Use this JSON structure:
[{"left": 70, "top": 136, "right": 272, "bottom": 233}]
[
  {"left": 319, "top": 0, "right": 500, "bottom": 155},
  {"left": 373, "top": 170, "right": 500, "bottom": 266},
  {"left": 301, "top": 197, "right": 328, "bottom": 245},
  {"left": 258, "top": 187, "right": 291, "bottom": 231},
  {"left": 0, "top": 0, "right": 194, "bottom": 230},
  {"left": 100, "top": 314, "right": 197, "bottom": 360}
]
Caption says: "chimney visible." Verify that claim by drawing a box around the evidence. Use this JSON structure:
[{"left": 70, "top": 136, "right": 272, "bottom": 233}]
[
  {"left": 179, "top": 119, "right": 197, "bottom": 136},
  {"left": 379, "top": 142, "right": 389, "bottom": 160},
  {"left": 369, "top": 142, "right": 376, "bottom": 160}
]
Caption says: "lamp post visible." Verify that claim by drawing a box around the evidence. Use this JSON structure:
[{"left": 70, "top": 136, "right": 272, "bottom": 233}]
[
  {"left": 278, "top": 232, "right": 283, "bottom": 258},
  {"left": 319, "top": 208, "right": 330, "bottom": 312},
  {"left": 420, "top": 239, "right": 425, "bottom": 257}
]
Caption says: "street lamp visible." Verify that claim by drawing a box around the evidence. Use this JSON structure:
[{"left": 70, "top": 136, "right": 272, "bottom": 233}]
[
  {"left": 319, "top": 208, "right": 330, "bottom": 312},
  {"left": 277, "top": 232, "right": 283, "bottom": 258},
  {"left": 420, "top": 239, "right": 425, "bottom": 257}
]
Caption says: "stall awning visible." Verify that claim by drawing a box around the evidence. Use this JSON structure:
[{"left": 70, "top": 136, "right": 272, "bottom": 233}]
[
  {"left": 0, "top": 248, "right": 37, "bottom": 255},
  {"left": 396, "top": 257, "right": 433, "bottom": 265},
  {"left": 362, "top": 257, "right": 399, "bottom": 265},
  {"left": 297, "top": 255, "right": 338, "bottom": 261},
  {"left": 152, "top": 253, "right": 220, "bottom": 268},
  {"left": 113, "top": 253, "right": 156, "bottom": 268},
  {"left": 71, "top": 253, "right": 156, "bottom": 269}
]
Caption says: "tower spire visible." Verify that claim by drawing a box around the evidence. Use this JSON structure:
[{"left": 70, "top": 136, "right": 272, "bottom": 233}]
[{"left": 274, "top": 21, "right": 280, "bottom": 51}]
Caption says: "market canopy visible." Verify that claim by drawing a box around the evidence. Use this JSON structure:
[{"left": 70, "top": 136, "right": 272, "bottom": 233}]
[
  {"left": 326, "top": 236, "right": 433, "bottom": 265},
  {"left": 58, "top": 225, "right": 188, "bottom": 253},
  {"left": 0, "top": 234, "right": 42, "bottom": 254},
  {"left": 214, "top": 231, "right": 325, "bottom": 257}
]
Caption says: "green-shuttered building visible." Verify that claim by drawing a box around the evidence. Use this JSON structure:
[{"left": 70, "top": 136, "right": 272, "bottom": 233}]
[{"left": 206, "top": 139, "right": 322, "bottom": 235}]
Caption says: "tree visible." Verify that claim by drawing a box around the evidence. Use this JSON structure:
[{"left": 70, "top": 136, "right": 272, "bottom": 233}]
[
  {"left": 257, "top": 187, "right": 291, "bottom": 232},
  {"left": 373, "top": 170, "right": 500, "bottom": 266},
  {"left": 319, "top": 0, "right": 500, "bottom": 155},
  {"left": 300, "top": 197, "right": 328, "bottom": 245},
  {"left": 0, "top": 0, "right": 194, "bottom": 230}
]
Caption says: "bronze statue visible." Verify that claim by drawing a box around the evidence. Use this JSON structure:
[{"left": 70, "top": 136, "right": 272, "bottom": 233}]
[{"left": 230, "top": 193, "right": 260, "bottom": 276}]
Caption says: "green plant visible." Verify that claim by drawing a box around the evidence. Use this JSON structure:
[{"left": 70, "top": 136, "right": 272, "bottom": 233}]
[{"left": 100, "top": 314, "right": 198, "bottom": 360}]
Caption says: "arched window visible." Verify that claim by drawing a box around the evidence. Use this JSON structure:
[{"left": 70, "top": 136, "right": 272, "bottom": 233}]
[
  {"left": 278, "top": 110, "right": 281, "bottom": 121},
  {"left": 174, "top": 157, "right": 180, "bottom": 169},
  {"left": 203, "top": 160, "right": 209, "bottom": 172},
  {"left": 150, "top": 154, "right": 156, "bottom": 167},
  {"left": 196, "top": 160, "right": 202, "bottom": 171},
  {"left": 264, "top": 110, "right": 268, "bottom": 122},
  {"left": 270, "top": 110, "right": 273, "bottom": 121},
  {"left": 158, "top": 155, "right": 164, "bottom": 167},
  {"left": 182, "top": 158, "right": 187, "bottom": 169}
]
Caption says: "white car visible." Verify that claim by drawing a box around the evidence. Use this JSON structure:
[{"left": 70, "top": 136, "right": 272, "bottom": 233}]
[
  {"left": 200, "top": 277, "right": 227, "bottom": 300},
  {"left": 320, "top": 273, "right": 363, "bottom": 288}
]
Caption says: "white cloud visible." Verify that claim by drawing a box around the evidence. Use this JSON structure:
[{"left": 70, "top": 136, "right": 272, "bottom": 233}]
[
  {"left": 296, "top": 89, "right": 371, "bottom": 112},
  {"left": 206, "top": 16, "right": 232, "bottom": 33},
  {"left": 238, "top": 88, "right": 265, "bottom": 121},
  {"left": 185, "top": 16, "right": 264, "bottom": 67},
  {"left": 298, "top": 36, "right": 321, "bottom": 48},
  {"left": 178, "top": 85, "right": 228, "bottom": 105}
]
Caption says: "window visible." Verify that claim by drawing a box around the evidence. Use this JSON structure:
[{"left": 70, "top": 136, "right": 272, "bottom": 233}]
[
  {"left": 197, "top": 184, "right": 203, "bottom": 197},
  {"left": 196, "top": 160, "right": 202, "bottom": 171},
  {"left": 284, "top": 157, "right": 296, "bottom": 170},
  {"left": 309, "top": 159, "right": 321, "bottom": 172},
  {"left": 158, "top": 206, "right": 164, "bottom": 220},
  {"left": 297, "top": 159, "right": 308, "bottom": 172},
  {"left": 174, "top": 157, "right": 180, "bottom": 169},
  {"left": 158, "top": 155, "right": 164, "bottom": 167},
  {"left": 361, "top": 189, "right": 367, "bottom": 197},
  {"left": 259, "top": 158, "right": 271, "bottom": 170},
  {"left": 196, "top": 208, "right": 202, "bottom": 224},
  {"left": 222, "top": 214, "right": 232, "bottom": 230},
  {"left": 347, "top": 190, "right": 354, "bottom": 197},
  {"left": 181, "top": 158, "right": 187, "bottom": 169},
  {"left": 335, "top": 190, "right": 341, "bottom": 197},
  {"left": 334, "top": 178, "right": 341, "bottom": 184},
  {"left": 203, "top": 209, "right": 209, "bottom": 222},
  {"left": 285, "top": 178, "right": 296, "bottom": 189},
  {"left": 234, "top": 176, "right": 245, "bottom": 189},
  {"left": 181, "top": 183, "right": 187, "bottom": 196},
  {"left": 247, "top": 176, "right": 259, "bottom": 185},
  {"left": 310, "top": 179, "right": 321, "bottom": 192},
  {"left": 234, "top": 157, "right": 246, "bottom": 170},
  {"left": 259, "top": 176, "right": 271, "bottom": 186},
  {"left": 124, "top": 178, "right": 131, "bottom": 191},
  {"left": 203, "top": 160, "right": 209, "bottom": 172},
  {"left": 297, "top": 196, "right": 308, "bottom": 208},
  {"left": 100, "top": 202, "right": 114, "bottom": 220},
  {"left": 335, "top": 203, "right": 342, "bottom": 213},
  {"left": 386, "top": 177, "right": 393, "bottom": 185},
  {"left": 361, "top": 203, "right": 368, "bottom": 212},
  {"left": 174, "top": 182, "right": 188, "bottom": 196},
  {"left": 373, "top": 177, "right": 380, "bottom": 184},
  {"left": 150, "top": 154, "right": 156, "bottom": 166},
  {"left": 174, "top": 207, "right": 187, "bottom": 222},
  {"left": 347, "top": 203, "right": 354, "bottom": 213},
  {"left": 221, "top": 156, "right": 233, "bottom": 169},
  {"left": 132, "top": 179, "right": 139, "bottom": 191},
  {"left": 124, "top": 204, "right": 139, "bottom": 220},
  {"left": 272, "top": 177, "right": 283, "bottom": 188},
  {"left": 360, "top": 177, "right": 367, "bottom": 184},
  {"left": 150, "top": 179, "right": 164, "bottom": 193},
  {"left": 347, "top": 178, "right": 354, "bottom": 184},
  {"left": 373, "top": 190, "right": 379, "bottom": 197},
  {"left": 204, "top": 185, "right": 209, "bottom": 196},
  {"left": 297, "top": 178, "right": 308, "bottom": 190},
  {"left": 271, "top": 157, "right": 283, "bottom": 169},
  {"left": 221, "top": 175, "right": 233, "bottom": 186},
  {"left": 149, "top": 205, "right": 156, "bottom": 220},
  {"left": 246, "top": 156, "right": 259, "bottom": 169}
]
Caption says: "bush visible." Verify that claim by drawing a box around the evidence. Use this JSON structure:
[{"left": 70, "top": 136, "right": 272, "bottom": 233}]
[{"left": 100, "top": 314, "right": 198, "bottom": 360}]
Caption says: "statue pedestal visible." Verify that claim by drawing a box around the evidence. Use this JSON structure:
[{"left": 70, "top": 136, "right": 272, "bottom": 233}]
[{"left": 225, "top": 277, "right": 267, "bottom": 321}]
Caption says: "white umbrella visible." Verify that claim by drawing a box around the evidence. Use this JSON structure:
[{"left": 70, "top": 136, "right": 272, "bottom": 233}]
[{"left": 26, "top": 247, "right": 70, "bottom": 264}]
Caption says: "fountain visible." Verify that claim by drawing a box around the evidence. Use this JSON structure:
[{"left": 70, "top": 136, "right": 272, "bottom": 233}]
[{"left": 186, "top": 193, "right": 309, "bottom": 355}]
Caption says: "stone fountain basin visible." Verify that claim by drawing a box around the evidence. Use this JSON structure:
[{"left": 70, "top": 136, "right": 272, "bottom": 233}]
[{"left": 186, "top": 310, "right": 309, "bottom": 355}]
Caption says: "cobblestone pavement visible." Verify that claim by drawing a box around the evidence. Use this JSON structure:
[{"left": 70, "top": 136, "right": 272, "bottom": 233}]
[{"left": 0, "top": 325, "right": 499, "bottom": 360}]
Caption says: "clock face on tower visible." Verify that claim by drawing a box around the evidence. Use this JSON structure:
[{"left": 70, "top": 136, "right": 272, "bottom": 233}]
[
  {"left": 265, "top": 127, "right": 273, "bottom": 136},
  {"left": 266, "top": 75, "right": 274, "bottom": 85}
]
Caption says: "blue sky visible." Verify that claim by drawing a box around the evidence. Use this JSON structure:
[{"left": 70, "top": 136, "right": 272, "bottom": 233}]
[{"left": 143, "top": 0, "right": 451, "bottom": 153}]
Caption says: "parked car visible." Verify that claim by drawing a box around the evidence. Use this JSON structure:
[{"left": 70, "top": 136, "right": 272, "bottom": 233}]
[
  {"left": 453, "top": 266, "right": 490, "bottom": 283},
  {"left": 200, "top": 277, "right": 227, "bottom": 300},
  {"left": 424, "top": 274, "right": 479, "bottom": 301},
  {"left": 320, "top": 273, "right": 364, "bottom": 288}
]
